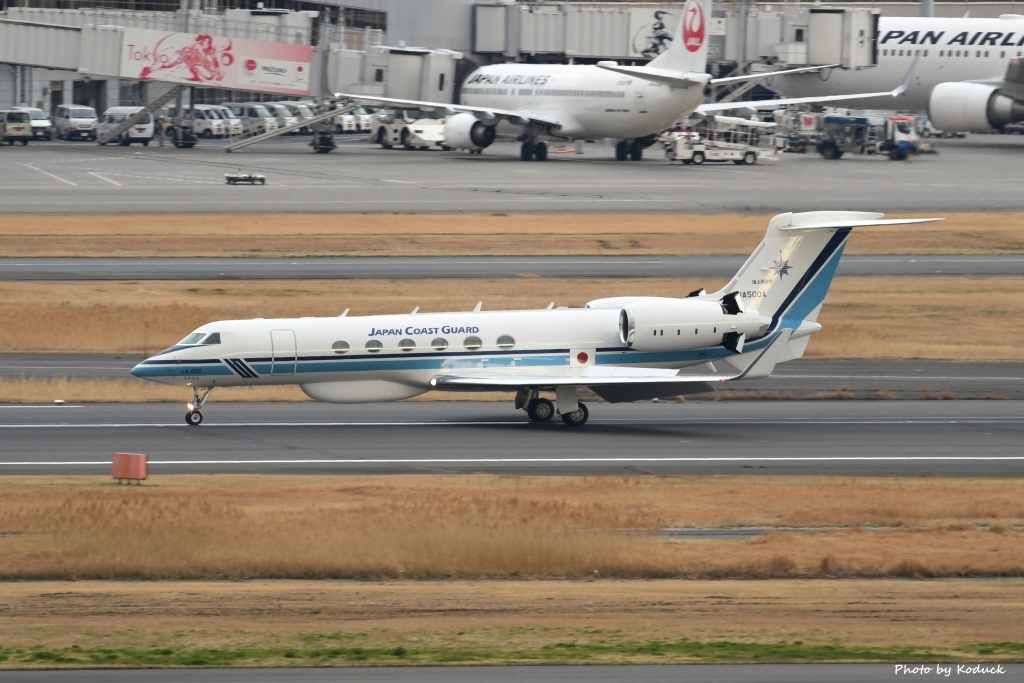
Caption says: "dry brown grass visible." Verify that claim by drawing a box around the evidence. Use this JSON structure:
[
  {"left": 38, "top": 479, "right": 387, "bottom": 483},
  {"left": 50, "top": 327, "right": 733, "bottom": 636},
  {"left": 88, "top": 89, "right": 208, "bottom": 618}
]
[
  {"left": 2, "top": 579, "right": 1021, "bottom": 659},
  {"left": 0, "top": 475, "right": 1020, "bottom": 580},
  {"left": 2, "top": 277, "right": 1023, "bottom": 360},
  {"left": 2, "top": 212, "right": 1023, "bottom": 257}
]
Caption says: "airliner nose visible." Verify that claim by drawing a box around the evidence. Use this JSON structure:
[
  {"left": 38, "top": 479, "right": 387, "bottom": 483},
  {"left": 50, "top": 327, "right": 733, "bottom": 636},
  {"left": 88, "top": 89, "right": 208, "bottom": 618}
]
[{"left": 130, "top": 362, "right": 145, "bottom": 378}]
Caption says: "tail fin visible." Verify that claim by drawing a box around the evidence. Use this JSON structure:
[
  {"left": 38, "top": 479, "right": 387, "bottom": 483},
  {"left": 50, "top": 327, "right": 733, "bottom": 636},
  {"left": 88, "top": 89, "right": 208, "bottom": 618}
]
[
  {"left": 718, "top": 211, "right": 940, "bottom": 376},
  {"left": 647, "top": 0, "right": 711, "bottom": 73}
]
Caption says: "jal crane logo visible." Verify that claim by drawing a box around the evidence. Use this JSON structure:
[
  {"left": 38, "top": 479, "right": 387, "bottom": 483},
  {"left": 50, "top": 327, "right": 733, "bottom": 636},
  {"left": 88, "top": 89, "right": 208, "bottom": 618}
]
[{"left": 681, "top": 0, "right": 706, "bottom": 53}]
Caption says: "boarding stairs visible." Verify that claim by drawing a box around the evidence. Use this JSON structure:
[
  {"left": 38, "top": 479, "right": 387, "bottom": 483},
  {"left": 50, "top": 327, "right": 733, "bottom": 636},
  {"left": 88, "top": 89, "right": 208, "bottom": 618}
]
[
  {"left": 223, "top": 98, "right": 360, "bottom": 152},
  {"left": 96, "top": 84, "right": 184, "bottom": 145}
]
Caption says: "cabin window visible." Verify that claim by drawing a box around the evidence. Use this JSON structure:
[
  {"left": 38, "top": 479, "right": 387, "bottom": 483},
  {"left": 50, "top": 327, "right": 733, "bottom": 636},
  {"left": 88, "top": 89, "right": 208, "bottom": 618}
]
[
  {"left": 398, "top": 338, "right": 416, "bottom": 352},
  {"left": 432, "top": 338, "right": 449, "bottom": 351},
  {"left": 496, "top": 335, "right": 515, "bottom": 350},
  {"left": 202, "top": 333, "right": 221, "bottom": 345},
  {"left": 332, "top": 341, "right": 350, "bottom": 354},
  {"left": 179, "top": 332, "right": 206, "bottom": 345},
  {"left": 365, "top": 340, "right": 383, "bottom": 353},
  {"left": 464, "top": 336, "right": 483, "bottom": 350}
]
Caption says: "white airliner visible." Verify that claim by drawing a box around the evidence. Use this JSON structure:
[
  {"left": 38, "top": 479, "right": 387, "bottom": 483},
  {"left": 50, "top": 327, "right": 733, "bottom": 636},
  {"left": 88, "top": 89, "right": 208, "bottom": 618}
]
[
  {"left": 131, "top": 211, "right": 937, "bottom": 426},
  {"left": 337, "top": 0, "right": 896, "bottom": 161},
  {"left": 771, "top": 13, "right": 1024, "bottom": 132}
]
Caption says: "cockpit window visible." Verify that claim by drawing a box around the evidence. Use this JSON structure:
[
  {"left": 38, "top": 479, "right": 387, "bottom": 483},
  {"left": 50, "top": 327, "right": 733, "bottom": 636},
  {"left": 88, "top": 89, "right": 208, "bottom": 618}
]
[
  {"left": 202, "top": 333, "right": 221, "bottom": 345},
  {"left": 179, "top": 332, "right": 206, "bottom": 345}
]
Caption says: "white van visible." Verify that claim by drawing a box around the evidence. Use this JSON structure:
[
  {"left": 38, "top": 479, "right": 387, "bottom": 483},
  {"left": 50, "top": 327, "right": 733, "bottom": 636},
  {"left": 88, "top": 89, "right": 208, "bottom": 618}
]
[
  {"left": 208, "top": 105, "right": 243, "bottom": 137},
  {"left": 1, "top": 110, "right": 33, "bottom": 145},
  {"left": 166, "top": 105, "right": 226, "bottom": 139},
  {"left": 97, "top": 106, "right": 155, "bottom": 146},
  {"left": 14, "top": 107, "right": 53, "bottom": 140},
  {"left": 277, "top": 101, "right": 316, "bottom": 134},
  {"left": 222, "top": 103, "right": 278, "bottom": 136},
  {"left": 264, "top": 103, "right": 298, "bottom": 133},
  {"left": 54, "top": 104, "right": 98, "bottom": 141}
]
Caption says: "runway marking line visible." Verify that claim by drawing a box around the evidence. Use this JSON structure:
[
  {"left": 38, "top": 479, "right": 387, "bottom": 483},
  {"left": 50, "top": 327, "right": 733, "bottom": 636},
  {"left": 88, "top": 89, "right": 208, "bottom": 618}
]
[
  {"left": 2, "top": 456, "right": 1022, "bottom": 467},
  {"left": 23, "top": 164, "right": 76, "bottom": 186},
  {"left": 88, "top": 172, "right": 122, "bottom": 187}
]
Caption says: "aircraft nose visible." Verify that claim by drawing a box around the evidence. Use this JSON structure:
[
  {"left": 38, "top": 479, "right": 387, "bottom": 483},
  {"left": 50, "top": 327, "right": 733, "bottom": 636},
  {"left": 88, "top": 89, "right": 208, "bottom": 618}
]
[{"left": 130, "top": 362, "right": 146, "bottom": 378}]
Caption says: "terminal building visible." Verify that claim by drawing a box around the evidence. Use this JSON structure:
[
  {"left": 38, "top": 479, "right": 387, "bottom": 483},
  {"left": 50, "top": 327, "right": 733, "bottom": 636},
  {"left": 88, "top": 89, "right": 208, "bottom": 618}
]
[{"left": 2, "top": 1, "right": 1022, "bottom": 113}]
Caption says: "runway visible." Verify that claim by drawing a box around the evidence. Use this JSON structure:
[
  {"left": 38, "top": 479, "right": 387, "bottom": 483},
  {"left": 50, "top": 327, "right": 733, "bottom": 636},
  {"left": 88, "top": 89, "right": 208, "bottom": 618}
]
[
  {"left": 4, "top": 254, "right": 1024, "bottom": 280},
  {"left": 6, "top": 663, "right": 1019, "bottom": 683},
  {"left": 1, "top": 136, "right": 1022, "bottom": 214},
  {"left": 2, "top": 400, "right": 1021, "bottom": 477}
]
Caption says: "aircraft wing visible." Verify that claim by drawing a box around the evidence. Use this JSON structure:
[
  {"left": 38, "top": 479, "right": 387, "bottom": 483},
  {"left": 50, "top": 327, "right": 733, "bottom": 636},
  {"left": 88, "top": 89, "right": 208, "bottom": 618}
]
[
  {"left": 696, "top": 90, "right": 901, "bottom": 113},
  {"left": 430, "top": 335, "right": 786, "bottom": 402},
  {"left": 333, "top": 92, "right": 563, "bottom": 129}
]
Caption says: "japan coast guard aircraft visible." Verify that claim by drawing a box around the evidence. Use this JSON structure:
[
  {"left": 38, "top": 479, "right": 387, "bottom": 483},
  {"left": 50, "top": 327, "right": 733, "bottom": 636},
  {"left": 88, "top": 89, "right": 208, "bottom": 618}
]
[
  {"left": 131, "top": 211, "right": 938, "bottom": 427},
  {"left": 771, "top": 13, "right": 1024, "bottom": 133},
  {"left": 336, "top": 0, "right": 897, "bottom": 162}
]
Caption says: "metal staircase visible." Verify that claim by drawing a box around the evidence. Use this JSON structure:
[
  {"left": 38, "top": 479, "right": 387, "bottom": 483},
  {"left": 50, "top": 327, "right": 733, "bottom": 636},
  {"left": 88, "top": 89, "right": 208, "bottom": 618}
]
[{"left": 96, "top": 84, "right": 184, "bottom": 145}]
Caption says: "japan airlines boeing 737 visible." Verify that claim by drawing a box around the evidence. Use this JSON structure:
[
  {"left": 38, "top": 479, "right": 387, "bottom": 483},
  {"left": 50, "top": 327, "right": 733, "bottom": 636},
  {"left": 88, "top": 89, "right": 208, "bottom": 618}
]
[
  {"left": 771, "top": 13, "right": 1024, "bottom": 132},
  {"left": 336, "top": 0, "right": 896, "bottom": 161},
  {"left": 131, "top": 211, "right": 938, "bottom": 426}
]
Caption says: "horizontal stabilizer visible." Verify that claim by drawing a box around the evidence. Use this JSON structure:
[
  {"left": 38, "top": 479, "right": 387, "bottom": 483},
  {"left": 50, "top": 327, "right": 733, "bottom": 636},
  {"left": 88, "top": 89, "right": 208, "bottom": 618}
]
[{"left": 596, "top": 62, "right": 710, "bottom": 89}]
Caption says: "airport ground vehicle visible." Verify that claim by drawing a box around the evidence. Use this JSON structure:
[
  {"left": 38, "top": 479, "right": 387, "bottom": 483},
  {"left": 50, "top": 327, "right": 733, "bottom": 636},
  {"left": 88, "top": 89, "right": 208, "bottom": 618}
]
[
  {"left": 225, "top": 172, "right": 266, "bottom": 185},
  {"left": 816, "top": 114, "right": 920, "bottom": 160},
  {"left": 264, "top": 103, "right": 298, "bottom": 133},
  {"left": 336, "top": 106, "right": 373, "bottom": 134},
  {"left": 277, "top": 101, "right": 316, "bottom": 133},
  {"left": 372, "top": 108, "right": 446, "bottom": 149},
  {"left": 664, "top": 115, "right": 777, "bottom": 165},
  {"left": 54, "top": 104, "right": 98, "bottom": 140},
  {"left": 221, "top": 103, "right": 278, "bottom": 136},
  {"left": 1, "top": 109, "right": 32, "bottom": 145},
  {"left": 165, "top": 105, "right": 227, "bottom": 139},
  {"left": 208, "top": 105, "right": 243, "bottom": 137},
  {"left": 97, "top": 106, "right": 154, "bottom": 146},
  {"left": 14, "top": 107, "right": 53, "bottom": 140}
]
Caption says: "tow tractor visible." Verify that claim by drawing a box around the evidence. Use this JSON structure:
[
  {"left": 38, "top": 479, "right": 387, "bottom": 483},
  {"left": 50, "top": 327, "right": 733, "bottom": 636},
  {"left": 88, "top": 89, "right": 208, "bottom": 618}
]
[
  {"left": 816, "top": 114, "right": 920, "bottom": 160},
  {"left": 665, "top": 115, "right": 777, "bottom": 166},
  {"left": 225, "top": 172, "right": 266, "bottom": 185}
]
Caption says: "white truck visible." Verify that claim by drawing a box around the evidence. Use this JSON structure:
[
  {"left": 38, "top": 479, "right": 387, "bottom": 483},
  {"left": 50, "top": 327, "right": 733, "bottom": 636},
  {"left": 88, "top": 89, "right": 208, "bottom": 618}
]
[
  {"left": 372, "top": 108, "right": 446, "bottom": 150},
  {"left": 664, "top": 116, "right": 777, "bottom": 166}
]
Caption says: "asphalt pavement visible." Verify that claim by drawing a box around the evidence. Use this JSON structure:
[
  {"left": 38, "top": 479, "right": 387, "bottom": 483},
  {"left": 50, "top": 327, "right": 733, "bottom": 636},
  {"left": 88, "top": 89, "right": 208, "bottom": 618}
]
[{"left": 1, "top": 135, "right": 1022, "bottom": 215}]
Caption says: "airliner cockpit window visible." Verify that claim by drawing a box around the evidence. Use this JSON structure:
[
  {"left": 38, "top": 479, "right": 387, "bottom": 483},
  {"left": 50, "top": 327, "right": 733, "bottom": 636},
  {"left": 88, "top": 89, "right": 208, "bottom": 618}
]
[
  {"left": 179, "top": 332, "right": 206, "bottom": 345},
  {"left": 202, "top": 333, "right": 221, "bottom": 345}
]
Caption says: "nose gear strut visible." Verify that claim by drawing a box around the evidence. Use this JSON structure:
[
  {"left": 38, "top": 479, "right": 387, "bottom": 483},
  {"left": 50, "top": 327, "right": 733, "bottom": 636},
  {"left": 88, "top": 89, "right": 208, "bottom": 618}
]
[{"left": 186, "top": 387, "right": 214, "bottom": 426}]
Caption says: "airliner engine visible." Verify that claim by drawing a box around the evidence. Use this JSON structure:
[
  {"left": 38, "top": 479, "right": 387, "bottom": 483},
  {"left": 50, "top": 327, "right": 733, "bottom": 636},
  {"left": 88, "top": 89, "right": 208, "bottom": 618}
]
[
  {"left": 617, "top": 294, "right": 765, "bottom": 354},
  {"left": 442, "top": 112, "right": 497, "bottom": 150},
  {"left": 928, "top": 82, "right": 1024, "bottom": 132}
]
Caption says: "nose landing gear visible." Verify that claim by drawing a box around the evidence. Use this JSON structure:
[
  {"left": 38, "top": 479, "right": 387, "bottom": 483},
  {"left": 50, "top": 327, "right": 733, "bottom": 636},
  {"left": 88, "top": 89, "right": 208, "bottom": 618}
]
[{"left": 186, "top": 387, "right": 214, "bottom": 426}]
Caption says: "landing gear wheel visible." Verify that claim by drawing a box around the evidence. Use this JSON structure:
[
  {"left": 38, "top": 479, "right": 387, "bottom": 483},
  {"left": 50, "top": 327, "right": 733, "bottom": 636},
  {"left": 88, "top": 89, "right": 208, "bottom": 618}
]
[
  {"left": 615, "top": 140, "right": 629, "bottom": 161},
  {"left": 520, "top": 140, "right": 535, "bottom": 161},
  {"left": 742, "top": 152, "right": 757, "bottom": 165},
  {"left": 526, "top": 398, "right": 555, "bottom": 422},
  {"left": 186, "top": 410, "right": 203, "bottom": 426},
  {"left": 534, "top": 141, "right": 548, "bottom": 161},
  {"left": 629, "top": 139, "right": 644, "bottom": 161},
  {"left": 691, "top": 151, "right": 705, "bottom": 165},
  {"left": 561, "top": 402, "right": 589, "bottom": 427}
]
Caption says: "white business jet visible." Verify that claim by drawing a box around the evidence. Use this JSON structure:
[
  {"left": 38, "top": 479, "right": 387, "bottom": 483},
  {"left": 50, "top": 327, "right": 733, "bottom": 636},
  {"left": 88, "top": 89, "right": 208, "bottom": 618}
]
[
  {"left": 337, "top": 0, "right": 896, "bottom": 161},
  {"left": 131, "top": 211, "right": 937, "bottom": 426},
  {"left": 771, "top": 14, "right": 1024, "bottom": 132}
]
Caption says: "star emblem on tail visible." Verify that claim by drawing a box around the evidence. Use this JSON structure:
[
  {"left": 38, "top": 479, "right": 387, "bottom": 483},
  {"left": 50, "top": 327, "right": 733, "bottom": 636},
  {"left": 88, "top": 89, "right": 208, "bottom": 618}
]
[{"left": 765, "top": 253, "right": 792, "bottom": 278}]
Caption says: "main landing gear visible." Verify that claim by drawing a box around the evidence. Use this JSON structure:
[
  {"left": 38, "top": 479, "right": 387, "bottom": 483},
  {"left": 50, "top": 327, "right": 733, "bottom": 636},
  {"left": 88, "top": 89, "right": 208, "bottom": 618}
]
[
  {"left": 516, "top": 389, "right": 590, "bottom": 426},
  {"left": 186, "top": 387, "right": 214, "bottom": 426},
  {"left": 614, "top": 139, "right": 645, "bottom": 161},
  {"left": 520, "top": 140, "right": 549, "bottom": 161}
]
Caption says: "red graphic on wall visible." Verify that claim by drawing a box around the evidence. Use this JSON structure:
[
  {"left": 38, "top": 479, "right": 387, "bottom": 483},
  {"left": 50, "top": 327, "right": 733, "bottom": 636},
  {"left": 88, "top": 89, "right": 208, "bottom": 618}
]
[
  {"left": 681, "top": 0, "right": 706, "bottom": 53},
  {"left": 244, "top": 58, "right": 258, "bottom": 72},
  {"left": 137, "top": 34, "right": 235, "bottom": 84}
]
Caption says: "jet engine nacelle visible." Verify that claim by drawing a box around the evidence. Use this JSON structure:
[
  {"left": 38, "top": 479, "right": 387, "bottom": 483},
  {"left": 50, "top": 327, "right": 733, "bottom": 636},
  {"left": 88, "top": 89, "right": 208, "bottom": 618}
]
[
  {"left": 928, "top": 82, "right": 1024, "bottom": 132},
  {"left": 619, "top": 297, "right": 764, "bottom": 354},
  {"left": 442, "top": 112, "right": 497, "bottom": 150}
]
